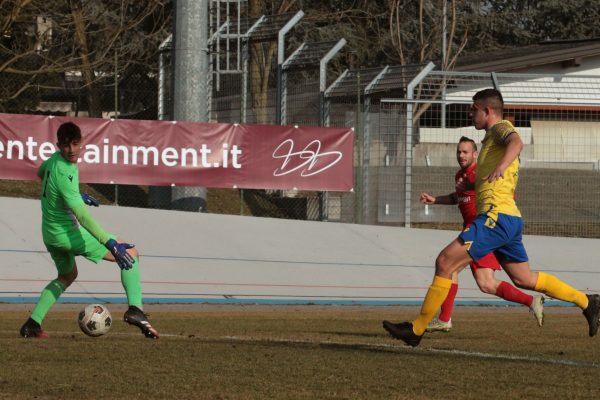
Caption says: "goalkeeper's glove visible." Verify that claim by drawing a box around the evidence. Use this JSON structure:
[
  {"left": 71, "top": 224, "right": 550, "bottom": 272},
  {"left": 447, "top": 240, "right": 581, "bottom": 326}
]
[
  {"left": 81, "top": 193, "right": 100, "bottom": 207},
  {"left": 105, "top": 239, "right": 135, "bottom": 270}
]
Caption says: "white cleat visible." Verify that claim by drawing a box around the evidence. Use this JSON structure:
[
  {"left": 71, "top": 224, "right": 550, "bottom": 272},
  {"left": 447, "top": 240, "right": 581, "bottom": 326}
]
[
  {"left": 426, "top": 317, "right": 452, "bottom": 332},
  {"left": 530, "top": 295, "right": 545, "bottom": 327}
]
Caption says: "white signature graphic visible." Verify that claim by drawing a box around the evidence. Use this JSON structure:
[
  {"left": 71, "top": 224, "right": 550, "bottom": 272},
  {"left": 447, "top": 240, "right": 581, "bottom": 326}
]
[{"left": 272, "top": 139, "right": 343, "bottom": 177}]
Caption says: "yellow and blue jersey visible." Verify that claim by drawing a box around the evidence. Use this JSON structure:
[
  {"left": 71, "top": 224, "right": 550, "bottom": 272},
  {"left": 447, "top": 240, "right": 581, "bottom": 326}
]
[{"left": 475, "top": 120, "right": 521, "bottom": 219}]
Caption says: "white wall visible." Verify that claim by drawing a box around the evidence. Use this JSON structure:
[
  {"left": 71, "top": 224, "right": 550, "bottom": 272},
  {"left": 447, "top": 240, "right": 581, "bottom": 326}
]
[
  {"left": 531, "top": 120, "right": 600, "bottom": 163},
  {"left": 1, "top": 196, "right": 598, "bottom": 304},
  {"left": 509, "top": 56, "right": 600, "bottom": 76},
  {"left": 419, "top": 126, "right": 533, "bottom": 145}
]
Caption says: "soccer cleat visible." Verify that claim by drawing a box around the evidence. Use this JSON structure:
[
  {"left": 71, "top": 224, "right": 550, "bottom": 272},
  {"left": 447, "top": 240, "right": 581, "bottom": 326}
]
[
  {"left": 382, "top": 320, "right": 422, "bottom": 347},
  {"left": 529, "top": 295, "right": 545, "bottom": 327},
  {"left": 426, "top": 317, "right": 452, "bottom": 332},
  {"left": 582, "top": 294, "right": 600, "bottom": 337},
  {"left": 20, "top": 318, "right": 49, "bottom": 339},
  {"left": 124, "top": 306, "right": 159, "bottom": 339}
]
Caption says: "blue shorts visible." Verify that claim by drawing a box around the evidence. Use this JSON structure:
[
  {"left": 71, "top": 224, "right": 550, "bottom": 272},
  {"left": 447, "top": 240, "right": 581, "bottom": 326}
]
[{"left": 458, "top": 213, "right": 528, "bottom": 263}]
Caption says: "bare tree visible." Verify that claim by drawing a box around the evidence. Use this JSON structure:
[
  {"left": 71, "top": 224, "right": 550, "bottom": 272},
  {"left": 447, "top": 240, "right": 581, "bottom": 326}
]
[
  {"left": 0, "top": 0, "right": 171, "bottom": 116},
  {"left": 388, "top": 0, "right": 468, "bottom": 123},
  {"left": 248, "top": 0, "right": 297, "bottom": 124},
  {"left": 388, "top": 0, "right": 467, "bottom": 69}
]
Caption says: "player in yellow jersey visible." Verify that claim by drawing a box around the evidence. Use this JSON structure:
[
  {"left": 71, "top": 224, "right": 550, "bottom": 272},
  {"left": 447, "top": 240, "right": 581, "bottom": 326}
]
[
  {"left": 19, "top": 122, "right": 159, "bottom": 339},
  {"left": 383, "top": 88, "right": 600, "bottom": 347}
]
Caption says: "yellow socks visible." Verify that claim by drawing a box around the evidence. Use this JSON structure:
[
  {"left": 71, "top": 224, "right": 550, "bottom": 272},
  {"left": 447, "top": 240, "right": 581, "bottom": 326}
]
[
  {"left": 412, "top": 275, "right": 453, "bottom": 335},
  {"left": 535, "top": 272, "right": 588, "bottom": 309},
  {"left": 410, "top": 272, "right": 587, "bottom": 337}
]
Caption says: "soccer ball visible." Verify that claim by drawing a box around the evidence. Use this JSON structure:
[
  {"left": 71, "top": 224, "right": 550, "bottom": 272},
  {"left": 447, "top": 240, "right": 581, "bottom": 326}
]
[{"left": 78, "top": 304, "right": 112, "bottom": 337}]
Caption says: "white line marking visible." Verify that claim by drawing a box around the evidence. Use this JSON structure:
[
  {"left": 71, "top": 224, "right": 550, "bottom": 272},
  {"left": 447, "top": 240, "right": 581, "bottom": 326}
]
[
  {"left": 4, "top": 330, "right": 596, "bottom": 368},
  {"left": 218, "top": 336, "right": 600, "bottom": 368}
]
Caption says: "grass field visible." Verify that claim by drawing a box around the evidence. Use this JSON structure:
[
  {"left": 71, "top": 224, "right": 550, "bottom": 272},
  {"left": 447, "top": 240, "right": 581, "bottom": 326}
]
[
  {"left": 0, "top": 179, "right": 248, "bottom": 213},
  {"left": 1, "top": 304, "right": 599, "bottom": 399}
]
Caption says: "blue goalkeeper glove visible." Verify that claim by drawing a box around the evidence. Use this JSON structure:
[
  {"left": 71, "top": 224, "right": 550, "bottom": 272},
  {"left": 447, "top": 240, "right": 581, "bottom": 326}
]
[
  {"left": 81, "top": 193, "right": 100, "bottom": 207},
  {"left": 105, "top": 239, "right": 135, "bottom": 270}
]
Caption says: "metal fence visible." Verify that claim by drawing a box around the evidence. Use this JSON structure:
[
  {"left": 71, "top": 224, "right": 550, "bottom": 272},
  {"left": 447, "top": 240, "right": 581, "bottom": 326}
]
[
  {"left": 2, "top": 5, "right": 600, "bottom": 237},
  {"left": 206, "top": 58, "right": 600, "bottom": 237},
  {"left": 3, "top": 60, "right": 600, "bottom": 237},
  {"left": 367, "top": 69, "right": 600, "bottom": 237}
]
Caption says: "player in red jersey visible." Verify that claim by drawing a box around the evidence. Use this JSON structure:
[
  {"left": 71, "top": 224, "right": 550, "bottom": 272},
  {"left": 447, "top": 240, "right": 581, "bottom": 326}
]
[{"left": 419, "top": 136, "right": 544, "bottom": 332}]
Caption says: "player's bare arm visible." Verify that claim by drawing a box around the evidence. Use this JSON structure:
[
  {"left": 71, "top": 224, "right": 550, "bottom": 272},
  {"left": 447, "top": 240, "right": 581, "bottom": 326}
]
[{"left": 420, "top": 192, "right": 457, "bottom": 205}]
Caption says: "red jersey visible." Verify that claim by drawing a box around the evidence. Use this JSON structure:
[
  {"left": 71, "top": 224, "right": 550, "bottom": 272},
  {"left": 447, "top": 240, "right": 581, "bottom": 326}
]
[{"left": 455, "top": 162, "right": 477, "bottom": 228}]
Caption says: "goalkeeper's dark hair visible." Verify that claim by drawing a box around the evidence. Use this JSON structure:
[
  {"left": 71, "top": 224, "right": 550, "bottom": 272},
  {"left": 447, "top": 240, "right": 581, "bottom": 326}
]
[
  {"left": 473, "top": 88, "right": 504, "bottom": 115},
  {"left": 57, "top": 122, "right": 81, "bottom": 144},
  {"left": 458, "top": 136, "right": 477, "bottom": 151}
]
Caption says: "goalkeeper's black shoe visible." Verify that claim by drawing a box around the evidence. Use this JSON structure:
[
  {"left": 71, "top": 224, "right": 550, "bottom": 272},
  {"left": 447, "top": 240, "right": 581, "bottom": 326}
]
[
  {"left": 124, "top": 306, "right": 159, "bottom": 339},
  {"left": 20, "top": 318, "right": 49, "bottom": 339},
  {"left": 582, "top": 294, "right": 600, "bottom": 337},
  {"left": 383, "top": 320, "right": 422, "bottom": 347}
]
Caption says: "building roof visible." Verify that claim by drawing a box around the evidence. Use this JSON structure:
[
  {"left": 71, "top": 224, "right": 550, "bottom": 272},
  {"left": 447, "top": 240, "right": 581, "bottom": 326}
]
[{"left": 455, "top": 38, "right": 600, "bottom": 72}]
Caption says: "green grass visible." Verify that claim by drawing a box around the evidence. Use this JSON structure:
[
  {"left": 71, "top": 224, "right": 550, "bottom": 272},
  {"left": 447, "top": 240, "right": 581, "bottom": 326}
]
[
  {"left": 1, "top": 305, "right": 599, "bottom": 399},
  {"left": 0, "top": 180, "right": 309, "bottom": 218},
  {"left": 0, "top": 180, "right": 249, "bottom": 215}
]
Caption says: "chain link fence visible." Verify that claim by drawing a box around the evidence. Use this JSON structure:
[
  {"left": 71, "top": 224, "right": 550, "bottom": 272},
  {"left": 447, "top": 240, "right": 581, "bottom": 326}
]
[
  {"left": 205, "top": 60, "right": 600, "bottom": 238},
  {"left": 373, "top": 70, "right": 600, "bottom": 237},
  {"left": 3, "top": 60, "right": 600, "bottom": 236},
  {"left": 2, "top": 6, "right": 600, "bottom": 237}
]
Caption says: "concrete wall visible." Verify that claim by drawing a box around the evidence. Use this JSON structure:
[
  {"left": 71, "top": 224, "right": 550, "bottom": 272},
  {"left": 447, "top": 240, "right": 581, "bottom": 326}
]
[{"left": 1, "top": 196, "right": 599, "bottom": 304}]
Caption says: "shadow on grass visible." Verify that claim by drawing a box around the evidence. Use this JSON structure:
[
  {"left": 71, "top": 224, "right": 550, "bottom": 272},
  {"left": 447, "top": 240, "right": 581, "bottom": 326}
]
[
  {"left": 183, "top": 335, "right": 600, "bottom": 368},
  {"left": 315, "top": 331, "right": 383, "bottom": 339},
  {"left": 188, "top": 335, "right": 419, "bottom": 357}
]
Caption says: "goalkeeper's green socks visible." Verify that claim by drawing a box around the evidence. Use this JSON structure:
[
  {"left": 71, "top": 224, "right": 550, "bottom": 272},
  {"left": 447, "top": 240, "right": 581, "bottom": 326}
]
[
  {"left": 121, "top": 257, "right": 143, "bottom": 308},
  {"left": 31, "top": 280, "right": 66, "bottom": 324}
]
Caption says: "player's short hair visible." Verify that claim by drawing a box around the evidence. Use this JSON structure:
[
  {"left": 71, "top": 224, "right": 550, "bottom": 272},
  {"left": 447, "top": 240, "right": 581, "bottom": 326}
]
[
  {"left": 472, "top": 88, "right": 504, "bottom": 115},
  {"left": 57, "top": 122, "right": 81, "bottom": 144},
  {"left": 458, "top": 136, "right": 477, "bottom": 151}
]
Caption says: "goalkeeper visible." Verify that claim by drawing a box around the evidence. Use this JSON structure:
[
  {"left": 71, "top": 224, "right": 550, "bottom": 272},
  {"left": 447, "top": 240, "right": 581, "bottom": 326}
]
[{"left": 20, "top": 122, "right": 159, "bottom": 339}]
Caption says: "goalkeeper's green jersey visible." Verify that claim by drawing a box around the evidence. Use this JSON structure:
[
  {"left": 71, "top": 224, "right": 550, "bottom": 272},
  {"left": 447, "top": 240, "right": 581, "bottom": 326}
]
[{"left": 39, "top": 152, "right": 109, "bottom": 247}]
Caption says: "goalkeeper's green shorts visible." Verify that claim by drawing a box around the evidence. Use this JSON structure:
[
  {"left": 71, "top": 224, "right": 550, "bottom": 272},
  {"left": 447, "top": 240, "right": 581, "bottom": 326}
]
[{"left": 45, "top": 228, "right": 115, "bottom": 275}]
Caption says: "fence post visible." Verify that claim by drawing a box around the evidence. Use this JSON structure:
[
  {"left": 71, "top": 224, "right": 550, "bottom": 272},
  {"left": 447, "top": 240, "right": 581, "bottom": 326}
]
[{"left": 404, "top": 62, "right": 436, "bottom": 227}]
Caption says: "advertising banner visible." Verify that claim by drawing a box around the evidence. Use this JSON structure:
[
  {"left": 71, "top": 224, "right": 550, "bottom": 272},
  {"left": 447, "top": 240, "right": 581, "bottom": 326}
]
[{"left": 0, "top": 114, "right": 354, "bottom": 191}]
